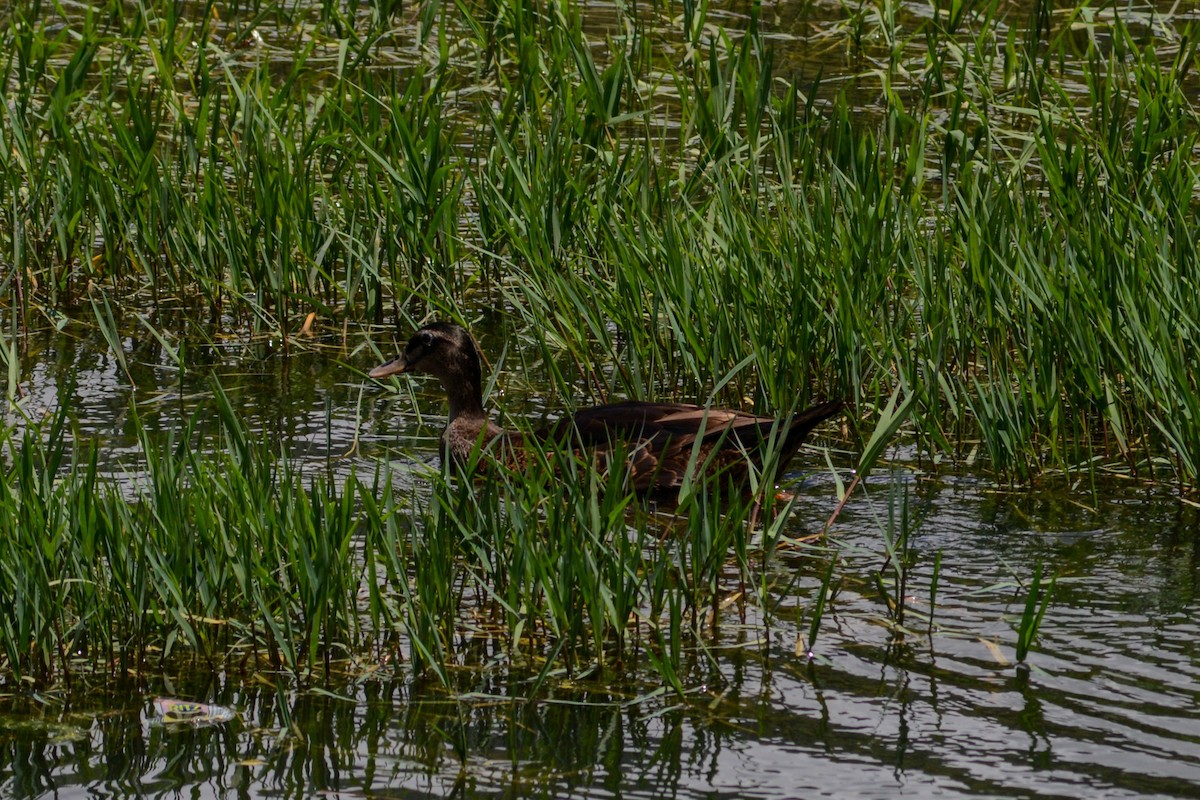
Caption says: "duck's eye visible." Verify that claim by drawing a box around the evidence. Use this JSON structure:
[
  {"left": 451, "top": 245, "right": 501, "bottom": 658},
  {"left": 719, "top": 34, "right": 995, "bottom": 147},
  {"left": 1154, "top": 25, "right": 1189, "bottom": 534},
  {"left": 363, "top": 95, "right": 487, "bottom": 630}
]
[{"left": 419, "top": 331, "right": 436, "bottom": 348}]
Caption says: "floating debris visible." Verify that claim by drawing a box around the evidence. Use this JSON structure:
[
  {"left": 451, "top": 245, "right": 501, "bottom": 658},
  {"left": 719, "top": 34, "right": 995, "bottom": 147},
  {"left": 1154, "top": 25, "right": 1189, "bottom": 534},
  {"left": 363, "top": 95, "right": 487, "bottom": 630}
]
[{"left": 152, "top": 698, "right": 237, "bottom": 727}]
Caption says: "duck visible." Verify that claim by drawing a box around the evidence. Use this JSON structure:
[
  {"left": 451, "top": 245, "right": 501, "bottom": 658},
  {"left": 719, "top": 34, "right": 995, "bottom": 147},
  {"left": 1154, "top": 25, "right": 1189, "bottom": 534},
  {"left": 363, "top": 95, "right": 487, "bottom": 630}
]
[{"left": 369, "top": 322, "right": 844, "bottom": 496}]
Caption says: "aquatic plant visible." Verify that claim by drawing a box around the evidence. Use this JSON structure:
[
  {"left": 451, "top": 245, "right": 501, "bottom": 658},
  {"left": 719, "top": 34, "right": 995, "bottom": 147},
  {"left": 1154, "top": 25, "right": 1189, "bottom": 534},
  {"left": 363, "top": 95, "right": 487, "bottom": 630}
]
[
  {"left": 1014, "top": 561, "right": 1056, "bottom": 667},
  {"left": 0, "top": 0, "right": 1197, "bottom": 694},
  {"left": 0, "top": 0, "right": 1196, "bottom": 485},
  {"left": 0, "top": 372, "right": 833, "bottom": 687}
]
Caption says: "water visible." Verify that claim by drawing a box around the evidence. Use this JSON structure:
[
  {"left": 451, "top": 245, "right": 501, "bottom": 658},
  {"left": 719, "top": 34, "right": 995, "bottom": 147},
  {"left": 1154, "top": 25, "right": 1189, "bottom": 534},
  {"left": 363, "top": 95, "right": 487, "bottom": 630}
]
[{"left": 2, "top": 323, "right": 1199, "bottom": 797}]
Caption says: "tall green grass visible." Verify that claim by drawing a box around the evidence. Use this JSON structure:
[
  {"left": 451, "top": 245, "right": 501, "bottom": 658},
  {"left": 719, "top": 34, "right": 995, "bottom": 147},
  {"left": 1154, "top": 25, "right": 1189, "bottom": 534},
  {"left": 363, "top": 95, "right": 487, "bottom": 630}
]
[
  {"left": 0, "top": 359, "right": 825, "bottom": 688},
  {"left": 0, "top": 386, "right": 390, "bottom": 684},
  {"left": 2, "top": 0, "right": 1198, "bottom": 482}
]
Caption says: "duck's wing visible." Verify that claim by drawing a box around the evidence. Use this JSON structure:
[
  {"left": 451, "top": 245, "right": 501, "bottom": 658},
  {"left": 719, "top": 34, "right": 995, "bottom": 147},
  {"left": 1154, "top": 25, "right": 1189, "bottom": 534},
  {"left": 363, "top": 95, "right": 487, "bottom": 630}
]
[
  {"left": 535, "top": 399, "right": 844, "bottom": 492},
  {"left": 528, "top": 402, "right": 688, "bottom": 489},
  {"left": 624, "top": 404, "right": 788, "bottom": 490},
  {"left": 559, "top": 402, "right": 700, "bottom": 444}
]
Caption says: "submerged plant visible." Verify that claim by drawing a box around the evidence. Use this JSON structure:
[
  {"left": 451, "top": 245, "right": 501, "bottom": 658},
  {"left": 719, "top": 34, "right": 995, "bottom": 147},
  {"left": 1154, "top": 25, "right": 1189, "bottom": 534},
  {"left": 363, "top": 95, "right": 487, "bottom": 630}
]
[
  {"left": 800, "top": 556, "right": 838, "bottom": 663},
  {"left": 873, "top": 475, "right": 925, "bottom": 632}
]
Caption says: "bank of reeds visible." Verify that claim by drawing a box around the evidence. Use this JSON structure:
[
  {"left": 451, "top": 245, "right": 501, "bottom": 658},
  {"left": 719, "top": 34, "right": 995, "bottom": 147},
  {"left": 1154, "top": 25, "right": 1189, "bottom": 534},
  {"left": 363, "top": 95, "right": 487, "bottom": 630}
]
[
  {"left": 0, "top": 381, "right": 819, "bottom": 687},
  {"left": 2, "top": 0, "right": 1197, "bottom": 483},
  {"left": 0, "top": 0, "right": 1196, "bottom": 686}
]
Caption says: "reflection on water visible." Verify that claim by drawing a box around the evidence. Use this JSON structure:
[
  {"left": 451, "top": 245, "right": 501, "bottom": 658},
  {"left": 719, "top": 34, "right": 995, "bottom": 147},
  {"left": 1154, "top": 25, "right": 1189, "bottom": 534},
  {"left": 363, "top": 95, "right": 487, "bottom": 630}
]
[
  {"left": 1, "top": 321, "right": 1199, "bottom": 797},
  {"left": 8, "top": 316, "right": 409, "bottom": 481}
]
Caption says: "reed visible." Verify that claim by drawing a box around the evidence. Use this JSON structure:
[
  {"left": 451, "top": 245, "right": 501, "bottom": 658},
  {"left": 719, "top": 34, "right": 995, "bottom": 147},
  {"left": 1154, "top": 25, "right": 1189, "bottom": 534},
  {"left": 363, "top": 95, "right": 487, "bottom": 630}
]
[
  {"left": 1014, "top": 561, "right": 1056, "bottom": 666},
  {"left": 1, "top": 0, "right": 1198, "bottom": 689},
  {"left": 0, "top": 377, "right": 825, "bottom": 687},
  {"left": 2, "top": 0, "right": 1198, "bottom": 482},
  {"left": 0, "top": 387, "right": 388, "bottom": 683}
]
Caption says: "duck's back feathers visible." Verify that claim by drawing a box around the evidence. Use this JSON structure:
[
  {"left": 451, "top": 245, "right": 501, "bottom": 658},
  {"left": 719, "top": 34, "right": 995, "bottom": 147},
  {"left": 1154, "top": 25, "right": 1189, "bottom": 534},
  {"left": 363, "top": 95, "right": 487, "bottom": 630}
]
[{"left": 536, "top": 398, "right": 845, "bottom": 492}]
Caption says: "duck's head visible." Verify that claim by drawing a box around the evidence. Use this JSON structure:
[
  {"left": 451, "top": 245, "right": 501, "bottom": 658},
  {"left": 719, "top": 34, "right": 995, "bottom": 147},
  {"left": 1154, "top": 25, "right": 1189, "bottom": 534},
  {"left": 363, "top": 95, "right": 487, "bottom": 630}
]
[{"left": 369, "top": 322, "right": 482, "bottom": 387}]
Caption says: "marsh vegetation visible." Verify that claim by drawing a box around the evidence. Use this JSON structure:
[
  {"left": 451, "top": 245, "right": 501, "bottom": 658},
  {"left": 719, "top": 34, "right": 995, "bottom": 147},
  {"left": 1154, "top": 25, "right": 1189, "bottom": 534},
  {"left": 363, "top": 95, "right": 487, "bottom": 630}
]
[{"left": 0, "top": 0, "right": 1198, "bottom": 795}]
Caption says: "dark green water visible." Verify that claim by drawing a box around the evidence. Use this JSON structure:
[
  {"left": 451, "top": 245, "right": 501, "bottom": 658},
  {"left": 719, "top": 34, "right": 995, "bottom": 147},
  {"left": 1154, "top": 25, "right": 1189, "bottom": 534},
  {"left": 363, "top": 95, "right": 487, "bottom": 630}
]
[{"left": 1, "top": 317, "right": 1199, "bottom": 798}]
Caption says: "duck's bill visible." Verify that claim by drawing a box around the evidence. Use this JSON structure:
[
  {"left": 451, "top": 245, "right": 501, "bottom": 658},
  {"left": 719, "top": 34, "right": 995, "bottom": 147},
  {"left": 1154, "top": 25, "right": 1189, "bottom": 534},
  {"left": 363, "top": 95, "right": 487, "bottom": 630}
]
[{"left": 369, "top": 356, "right": 409, "bottom": 379}]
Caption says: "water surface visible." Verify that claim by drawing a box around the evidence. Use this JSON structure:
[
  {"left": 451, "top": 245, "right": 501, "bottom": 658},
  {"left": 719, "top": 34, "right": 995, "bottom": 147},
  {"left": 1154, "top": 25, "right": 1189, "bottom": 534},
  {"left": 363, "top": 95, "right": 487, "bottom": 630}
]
[{"left": 2, "top": 333, "right": 1198, "bottom": 798}]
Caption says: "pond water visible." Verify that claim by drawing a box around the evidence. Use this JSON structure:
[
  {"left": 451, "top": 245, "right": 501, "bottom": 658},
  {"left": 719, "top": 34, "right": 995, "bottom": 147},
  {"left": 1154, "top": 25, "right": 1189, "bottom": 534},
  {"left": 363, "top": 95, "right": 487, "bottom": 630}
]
[
  {"left": 1, "top": 318, "right": 1199, "bottom": 799},
  {"left": 3, "top": 0, "right": 1200, "bottom": 796}
]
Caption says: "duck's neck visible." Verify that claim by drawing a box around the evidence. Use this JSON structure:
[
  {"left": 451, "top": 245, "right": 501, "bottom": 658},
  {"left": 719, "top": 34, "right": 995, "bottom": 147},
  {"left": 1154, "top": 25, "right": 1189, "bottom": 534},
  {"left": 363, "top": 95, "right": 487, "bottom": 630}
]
[
  {"left": 438, "top": 348, "right": 489, "bottom": 425},
  {"left": 439, "top": 365, "right": 502, "bottom": 463},
  {"left": 443, "top": 373, "right": 487, "bottom": 424}
]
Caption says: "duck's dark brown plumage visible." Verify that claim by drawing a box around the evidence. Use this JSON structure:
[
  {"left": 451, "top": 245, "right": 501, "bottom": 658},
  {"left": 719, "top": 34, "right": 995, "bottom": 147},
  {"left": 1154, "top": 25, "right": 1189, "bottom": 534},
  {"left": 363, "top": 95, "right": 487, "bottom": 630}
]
[{"left": 370, "top": 322, "right": 844, "bottom": 494}]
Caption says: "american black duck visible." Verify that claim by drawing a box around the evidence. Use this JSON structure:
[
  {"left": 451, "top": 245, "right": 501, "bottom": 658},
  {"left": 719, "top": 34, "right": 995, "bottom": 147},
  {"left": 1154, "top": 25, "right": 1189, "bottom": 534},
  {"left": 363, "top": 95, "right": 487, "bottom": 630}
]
[{"left": 370, "top": 322, "right": 843, "bottom": 495}]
